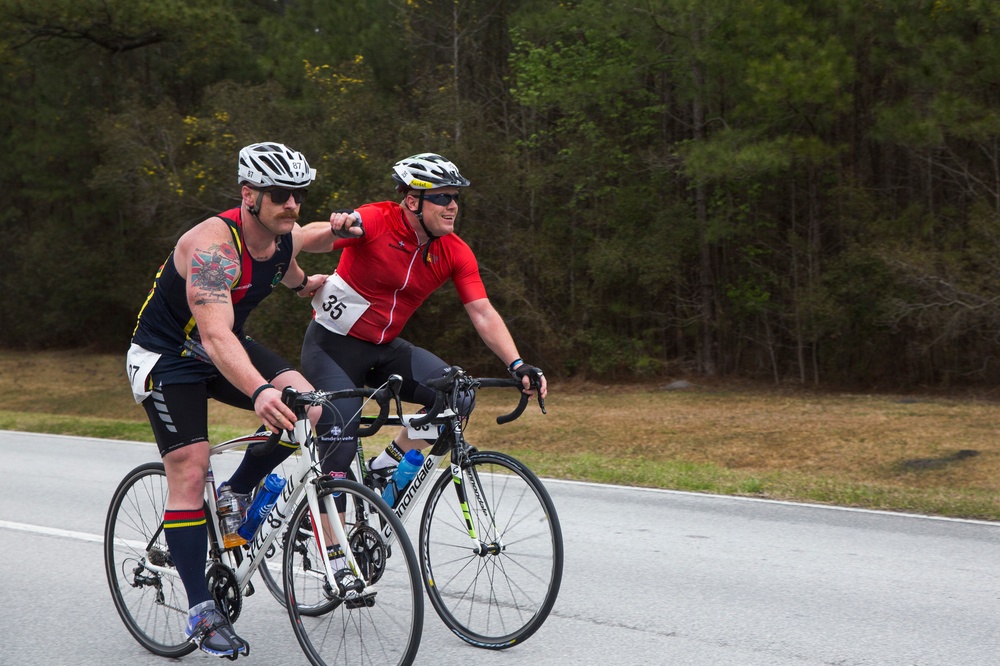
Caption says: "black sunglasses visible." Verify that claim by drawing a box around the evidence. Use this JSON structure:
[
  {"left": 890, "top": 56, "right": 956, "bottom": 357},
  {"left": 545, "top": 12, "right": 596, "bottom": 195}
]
[
  {"left": 264, "top": 188, "right": 307, "bottom": 205},
  {"left": 422, "top": 192, "right": 460, "bottom": 206}
]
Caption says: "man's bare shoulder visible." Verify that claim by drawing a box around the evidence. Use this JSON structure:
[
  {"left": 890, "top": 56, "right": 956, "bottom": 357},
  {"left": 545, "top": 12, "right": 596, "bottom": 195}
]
[
  {"left": 176, "top": 215, "right": 234, "bottom": 250},
  {"left": 174, "top": 216, "right": 238, "bottom": 279},
  {"left": 177, "top": 215, "right": 231, "bottom": 245}
]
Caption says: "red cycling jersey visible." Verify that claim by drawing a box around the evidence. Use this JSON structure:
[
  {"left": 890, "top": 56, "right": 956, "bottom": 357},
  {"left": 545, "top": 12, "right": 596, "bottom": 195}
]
[{"left": 313, "top": 200, "right": 487, "bottom": 344}]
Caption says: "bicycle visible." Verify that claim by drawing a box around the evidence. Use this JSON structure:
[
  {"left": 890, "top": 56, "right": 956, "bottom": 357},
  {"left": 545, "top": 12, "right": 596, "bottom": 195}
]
[
  {"left": 103, "top": 377, "right": 424, "bottom": 665},
  {"left": 350, "top": 365, "right": 564, "bottom": 649}
]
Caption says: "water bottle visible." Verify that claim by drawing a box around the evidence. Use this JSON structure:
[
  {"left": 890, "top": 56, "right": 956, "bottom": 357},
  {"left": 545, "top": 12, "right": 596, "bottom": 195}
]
[
  {"left": 237, "top": 474, "right": 286, "bottom": 541},
  {"left": 382, "top": 449, "right": 424, "bottom": 507},
  {"left": 217, "top": 492, "right": 246, "bottom": 549}
]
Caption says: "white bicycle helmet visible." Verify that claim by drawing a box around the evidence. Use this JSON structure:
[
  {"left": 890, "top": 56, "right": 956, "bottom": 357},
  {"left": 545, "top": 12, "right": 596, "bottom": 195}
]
[
  {"left": 391, "top": 153, "right": 470, "bottom": 191},
  {"left": 237, "top": 142, "right": 316, "bottom": 188}
]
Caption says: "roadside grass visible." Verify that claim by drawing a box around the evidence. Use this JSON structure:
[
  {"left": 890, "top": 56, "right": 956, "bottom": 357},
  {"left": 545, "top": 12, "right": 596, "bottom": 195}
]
[
  {"left": 0, "top": 410, "right": 255, "bottom": 445},
  {"left": 3, "top": 350, "right": 1000, "bottom": 521}
]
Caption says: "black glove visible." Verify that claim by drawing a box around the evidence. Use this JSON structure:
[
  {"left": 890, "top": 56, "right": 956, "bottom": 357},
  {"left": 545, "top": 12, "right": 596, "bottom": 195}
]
[
  {"left": 331, "top": 209, "right": 364, "bottom": 238},
  {"left": 510, "top": 361, "right": 544, "bottom": 387}
]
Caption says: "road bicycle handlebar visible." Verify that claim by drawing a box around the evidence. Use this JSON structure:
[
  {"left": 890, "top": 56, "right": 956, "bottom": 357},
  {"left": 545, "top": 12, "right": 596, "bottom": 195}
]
[
  {"left": 253, "top": 375, "right": 403, "bottom": 456},
  {"left": 410, "top": 366, "right": 545, "bottom": 428}
]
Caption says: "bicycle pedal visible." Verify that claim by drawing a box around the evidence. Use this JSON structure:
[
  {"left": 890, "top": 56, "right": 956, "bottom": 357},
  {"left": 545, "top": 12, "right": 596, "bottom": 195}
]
[{"left": 333, "top": 568, "right": 364, "bottom": 595}]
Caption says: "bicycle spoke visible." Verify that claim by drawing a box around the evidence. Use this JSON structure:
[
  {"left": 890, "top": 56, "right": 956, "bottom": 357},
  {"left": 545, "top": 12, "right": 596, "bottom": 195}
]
[
  {"left": 104, "top": 463, "right": 196, "bottom": 659},
  {"left": 285, "top": 480, "right": 422, "bottom": 665}
]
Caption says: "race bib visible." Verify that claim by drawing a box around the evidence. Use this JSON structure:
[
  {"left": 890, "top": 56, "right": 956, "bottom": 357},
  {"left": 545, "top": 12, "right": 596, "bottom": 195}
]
[
  {"left": 126, "top": 342, "right": 162, "bottom": 404},
  {"left": 311, "top": 272, "right": 371, "bottom": 336},
  {"left": 404, "top": 410, "right": 457, "bottom": 440}
]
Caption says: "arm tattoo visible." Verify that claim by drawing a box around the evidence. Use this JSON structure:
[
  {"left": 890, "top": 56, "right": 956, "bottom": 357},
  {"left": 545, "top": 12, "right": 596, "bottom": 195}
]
[{"left": 191, "top": 243, "right": 240, "bottom": 305}]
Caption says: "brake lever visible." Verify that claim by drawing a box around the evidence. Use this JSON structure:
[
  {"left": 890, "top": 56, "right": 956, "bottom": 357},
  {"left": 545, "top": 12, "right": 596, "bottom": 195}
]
[
  {"left": 387, "top": 373, "right": 404, "bottom": 419},
  {"left": 530, "top": 374, "right": 547, "bottom": 414}
]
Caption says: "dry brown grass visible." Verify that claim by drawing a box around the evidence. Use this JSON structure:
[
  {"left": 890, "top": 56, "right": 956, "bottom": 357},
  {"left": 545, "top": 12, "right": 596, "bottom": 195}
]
[
  {"left": 0, "top": 349, "right": 263, "bottom": 430},
  {"left": 458, "top": 378, "right": 1000, "bottom": 518},
  {"left": 3, "top": 350, "right": 999, "bottom": 519}
]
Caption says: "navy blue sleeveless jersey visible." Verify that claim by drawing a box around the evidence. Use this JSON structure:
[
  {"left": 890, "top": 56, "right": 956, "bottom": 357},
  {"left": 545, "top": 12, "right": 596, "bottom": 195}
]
[{"left": 131, "top": 208, "right": 292, "bottom": 358}]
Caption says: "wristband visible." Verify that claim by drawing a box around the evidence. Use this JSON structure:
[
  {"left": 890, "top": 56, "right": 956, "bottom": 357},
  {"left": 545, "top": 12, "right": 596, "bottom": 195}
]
[
  {"left": 290, "top": 276, "right": 308, "bottom": 293},
  {"left": 252, "top": 383, "right": 275, "bottom": 403},
  {"left": 508, "top": 358, "right": 523, "bottom": 372}
]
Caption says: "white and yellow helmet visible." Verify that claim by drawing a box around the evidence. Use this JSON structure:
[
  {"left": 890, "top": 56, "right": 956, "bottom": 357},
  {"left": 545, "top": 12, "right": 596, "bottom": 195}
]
[{"left": 391, "top": 153, "right": 470, "bottom": 192}]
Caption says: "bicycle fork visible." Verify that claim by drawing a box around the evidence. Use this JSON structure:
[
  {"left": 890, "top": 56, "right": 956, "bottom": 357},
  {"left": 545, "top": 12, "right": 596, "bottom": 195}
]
[
  {"left": 450, "top": 459, "right": 504, "bottom": 557},
  {"left": 304, "top": 478, "right": 369, "bottom": 598}
]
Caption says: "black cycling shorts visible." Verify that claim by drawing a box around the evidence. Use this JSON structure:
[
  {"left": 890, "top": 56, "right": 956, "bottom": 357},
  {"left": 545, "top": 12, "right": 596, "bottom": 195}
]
[{"left": 142, "top": 338, "right": 294, "bottom": 456}]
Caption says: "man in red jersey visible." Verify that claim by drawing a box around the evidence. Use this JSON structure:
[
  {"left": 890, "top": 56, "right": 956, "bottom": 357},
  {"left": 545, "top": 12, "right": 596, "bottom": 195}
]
[{"left": 299, "top": 153, "right": 546, "bottom": 494}]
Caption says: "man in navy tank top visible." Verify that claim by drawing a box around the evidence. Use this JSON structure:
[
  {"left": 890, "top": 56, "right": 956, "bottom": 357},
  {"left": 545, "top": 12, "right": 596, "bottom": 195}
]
[{"left": 127, "top": 142, "right": 325, "bottom": 657}]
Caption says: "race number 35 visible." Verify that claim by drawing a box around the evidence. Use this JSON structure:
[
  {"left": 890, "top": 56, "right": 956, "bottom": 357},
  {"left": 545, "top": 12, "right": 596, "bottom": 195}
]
[{"left": 322, "top": 294, "right": 346, "bottom": 319}]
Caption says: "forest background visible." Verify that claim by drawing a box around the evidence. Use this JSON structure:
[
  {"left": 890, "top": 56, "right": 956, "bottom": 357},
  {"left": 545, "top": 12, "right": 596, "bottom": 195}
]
[{"left": 3, "top": 0, "right": 1000, "bottom": 389}]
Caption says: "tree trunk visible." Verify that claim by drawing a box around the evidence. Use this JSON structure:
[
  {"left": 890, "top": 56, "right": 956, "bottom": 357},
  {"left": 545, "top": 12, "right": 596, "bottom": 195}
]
[{"left": 690, "top": 26, "right": 716, "bottom": 376}]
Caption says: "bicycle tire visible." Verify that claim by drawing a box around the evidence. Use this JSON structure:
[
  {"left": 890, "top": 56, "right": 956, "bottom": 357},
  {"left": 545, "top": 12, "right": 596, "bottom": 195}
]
[
  {"left": 104, "top": 462, "right": 197, "bottom": 658},
  {"left": 284, "top": 478, "right": 423, "bottom": 665},
  {"left": 256, "top": 508, "right": 287, "bottom": 606},
  {"left": 257, "top": 513, "right": 298, "bottom": 609},
  {"left": 419, "top": 450, "right": 564, "bottom": 649}
]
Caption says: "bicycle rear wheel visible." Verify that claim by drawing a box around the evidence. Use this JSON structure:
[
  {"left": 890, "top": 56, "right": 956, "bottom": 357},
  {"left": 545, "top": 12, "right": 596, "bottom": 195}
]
[
  {"left": 284, "top": 479, "right": 423, "bottom": 665},
  {"left": 104, "top": 462, "right": 196, "bottom": 658},
  {"left": 419, "top": 450, "right": 564, "bottom": 649}
]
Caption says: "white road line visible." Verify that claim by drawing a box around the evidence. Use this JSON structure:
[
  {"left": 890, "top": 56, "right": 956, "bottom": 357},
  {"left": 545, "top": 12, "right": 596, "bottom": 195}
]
[
  {"left": 3, "top": 472, "right": 997, "bottom": 545},
  {"left": 0, "top": 519, "right": 104, "bottom": 543}
]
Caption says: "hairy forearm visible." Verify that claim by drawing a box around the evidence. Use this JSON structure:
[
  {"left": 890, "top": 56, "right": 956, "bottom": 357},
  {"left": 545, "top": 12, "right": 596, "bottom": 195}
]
[
  {"left": 300, "top": 221, "right": 337, "bottom": 253},
  {"left": 468, "top": 301, "right": 520, "bottom": 366},
  {"left": 199, "top": 327, "right": 267, "bottom": 397}
]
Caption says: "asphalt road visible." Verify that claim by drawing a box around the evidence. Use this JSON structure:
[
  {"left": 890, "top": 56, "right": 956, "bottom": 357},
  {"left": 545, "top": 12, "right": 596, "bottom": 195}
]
[{"left": 2, "top": 431, "right": 999, "bottom": 665}]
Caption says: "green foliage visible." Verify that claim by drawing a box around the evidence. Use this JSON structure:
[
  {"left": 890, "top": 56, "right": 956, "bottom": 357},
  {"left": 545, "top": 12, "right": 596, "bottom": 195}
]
[
  {"left": 678, "top": 130, "right": 795, "bottom": 182},
  {"left": 6, "top": 0, "right": 1000, "bottom": 388},
  {"left": 743, "top": 34, "right": 855, "bottom": 129}
]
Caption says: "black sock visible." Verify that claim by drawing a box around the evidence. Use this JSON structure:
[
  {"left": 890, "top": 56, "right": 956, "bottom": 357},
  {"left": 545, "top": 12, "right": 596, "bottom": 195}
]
[
  {"left": 163, "top": 508, "right": 211, "bottom": 608},
  {"left": 226, "top": 439, "right": 297, "bottom": 494}
]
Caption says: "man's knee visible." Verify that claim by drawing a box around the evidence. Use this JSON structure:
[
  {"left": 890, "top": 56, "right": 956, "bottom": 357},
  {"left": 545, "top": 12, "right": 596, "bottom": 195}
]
[
  {"left": 316, "top": 429, "right": 358, "bottom": 474},
  {"left": 164, "top": 443, "right": 210, "bottom": 497},
  {"left": 273, "top": 369, "right": 313, "bottom": 392}
]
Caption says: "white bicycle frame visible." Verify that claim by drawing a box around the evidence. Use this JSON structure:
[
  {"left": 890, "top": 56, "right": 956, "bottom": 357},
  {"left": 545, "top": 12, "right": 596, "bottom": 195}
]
[{"left": 137, "top": 417, "right": 370, "bottom": 599}]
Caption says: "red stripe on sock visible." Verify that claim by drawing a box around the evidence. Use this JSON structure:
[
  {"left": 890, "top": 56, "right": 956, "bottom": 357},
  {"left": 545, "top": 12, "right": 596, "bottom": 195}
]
[
  {"left": 165, "top": 509, "right": 205, "bottom": 521},
  {"left": 164, "top": 508, "right": 206, "bottom": 528}
]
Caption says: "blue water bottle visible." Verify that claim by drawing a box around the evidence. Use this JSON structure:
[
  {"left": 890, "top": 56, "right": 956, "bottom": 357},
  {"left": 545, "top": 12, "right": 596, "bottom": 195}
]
[
  {"left": 382, "top": 449, "right": 424, "bottom": 507},
  {"left": 237, "top": 474, "right": 286, "bottom": 541}
]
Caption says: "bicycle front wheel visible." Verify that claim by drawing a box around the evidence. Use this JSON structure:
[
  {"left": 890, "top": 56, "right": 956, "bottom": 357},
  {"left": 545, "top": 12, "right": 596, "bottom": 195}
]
[
  {"left": 419, "top": 450, "right": 564, "bottom": 649},
  {"left": 104, "top": 462, "right": 196, "bottom": 658},
  {"left": 284, "top": 479, "right": 423, "bottom": 665}
]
